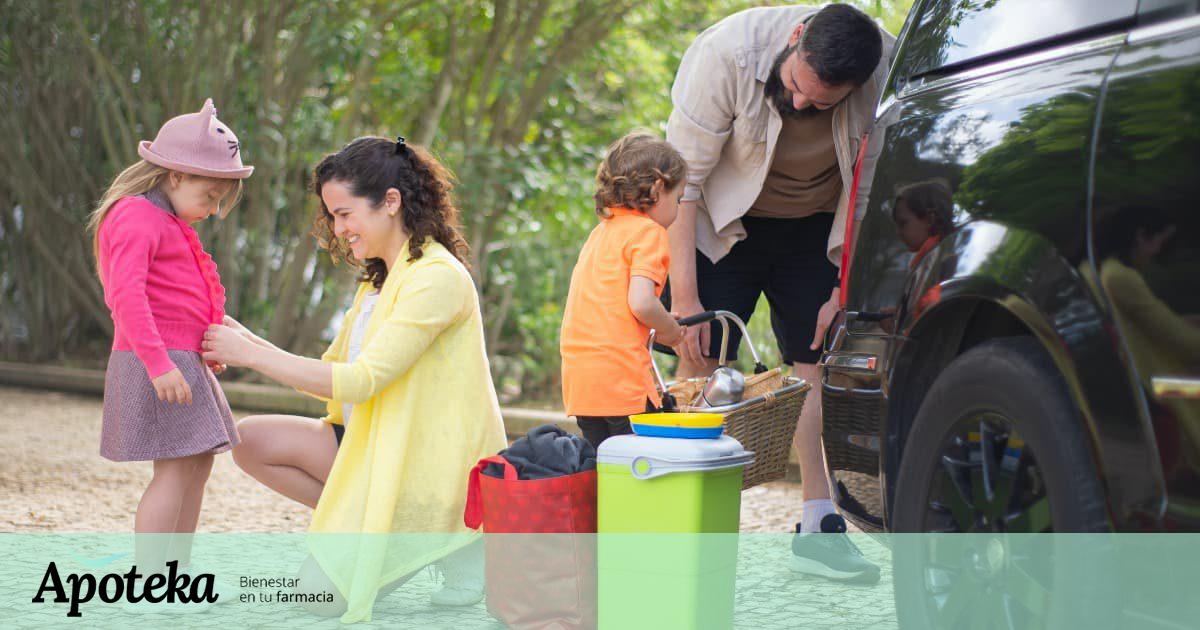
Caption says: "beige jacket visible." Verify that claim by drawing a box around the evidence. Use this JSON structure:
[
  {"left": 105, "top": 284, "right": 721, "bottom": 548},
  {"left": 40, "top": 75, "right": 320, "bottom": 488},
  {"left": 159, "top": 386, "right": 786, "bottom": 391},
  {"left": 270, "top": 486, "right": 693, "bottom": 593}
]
[{"left": 666, "top": 5, "right": 895, "bottom": 265}]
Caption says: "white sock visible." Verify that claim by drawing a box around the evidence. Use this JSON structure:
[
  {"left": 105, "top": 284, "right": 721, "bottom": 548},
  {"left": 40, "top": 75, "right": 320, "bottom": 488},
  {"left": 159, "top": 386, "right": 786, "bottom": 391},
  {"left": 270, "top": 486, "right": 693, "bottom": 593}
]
[{"left": 800, "top": 499, "right": 837, "bottom": 533}]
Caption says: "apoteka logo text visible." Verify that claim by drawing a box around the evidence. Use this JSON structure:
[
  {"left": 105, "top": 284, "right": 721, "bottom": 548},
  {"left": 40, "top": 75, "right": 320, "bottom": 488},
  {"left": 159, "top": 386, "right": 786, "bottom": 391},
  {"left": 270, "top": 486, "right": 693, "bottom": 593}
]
[{"left": 32, "top": 560, "right": 217, "bottom": 617}]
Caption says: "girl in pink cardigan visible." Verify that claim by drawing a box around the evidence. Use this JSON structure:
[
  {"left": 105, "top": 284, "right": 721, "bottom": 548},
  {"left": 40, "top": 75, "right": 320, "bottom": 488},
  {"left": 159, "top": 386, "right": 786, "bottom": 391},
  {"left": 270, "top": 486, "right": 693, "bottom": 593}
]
[{"left": 87, "top": 99, "right": 253, "bottom": 603}]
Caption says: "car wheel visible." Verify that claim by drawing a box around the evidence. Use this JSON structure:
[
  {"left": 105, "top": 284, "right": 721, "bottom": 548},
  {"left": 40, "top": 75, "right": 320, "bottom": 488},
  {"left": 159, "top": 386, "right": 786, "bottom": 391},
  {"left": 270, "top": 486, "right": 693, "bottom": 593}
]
[{"left": 891, "top": 336, "right": 1113, "bottom": 629}]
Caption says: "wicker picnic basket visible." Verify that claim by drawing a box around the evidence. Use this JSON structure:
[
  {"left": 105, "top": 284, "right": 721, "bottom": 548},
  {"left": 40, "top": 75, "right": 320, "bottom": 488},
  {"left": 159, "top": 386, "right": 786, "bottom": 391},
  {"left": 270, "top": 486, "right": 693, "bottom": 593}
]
[{"left": 649, "top": 311, "right": 810, "bottom": 490}]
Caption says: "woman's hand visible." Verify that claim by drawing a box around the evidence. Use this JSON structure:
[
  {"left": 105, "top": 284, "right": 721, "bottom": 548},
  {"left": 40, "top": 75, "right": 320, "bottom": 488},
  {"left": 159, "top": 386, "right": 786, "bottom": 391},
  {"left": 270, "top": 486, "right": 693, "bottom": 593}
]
[
  {"left": 223, "top": 315, "right": 251, "bottom": 336},
  {"left": 152, "top": 368, "right": 193, "bottom": 405},
  {"left": 202, "top": 324, "right": 261, "bottom": 368},
  {"left": 223, "top": 314, "right": 280, "bottom": 351}
]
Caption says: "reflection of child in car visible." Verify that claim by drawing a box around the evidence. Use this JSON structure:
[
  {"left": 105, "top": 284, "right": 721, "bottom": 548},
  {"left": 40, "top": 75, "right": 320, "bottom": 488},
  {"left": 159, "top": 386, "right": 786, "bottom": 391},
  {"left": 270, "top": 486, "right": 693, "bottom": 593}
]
[
  {"left": 892, "top": 180, "right": 954, "bottom": 268},
  {"left": 881, "top": 181, "right": 956, "bottom": 328}
]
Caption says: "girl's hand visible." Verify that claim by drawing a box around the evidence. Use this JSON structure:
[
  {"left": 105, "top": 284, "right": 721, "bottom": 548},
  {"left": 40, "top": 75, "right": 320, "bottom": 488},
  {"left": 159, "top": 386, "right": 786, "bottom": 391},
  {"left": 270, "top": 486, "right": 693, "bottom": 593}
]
[
  {"left": 152, "top": 368, "right": 193, "bottom": 405},
  {"left": 202, "top": 324, "right": 259, "bottom": 368}
]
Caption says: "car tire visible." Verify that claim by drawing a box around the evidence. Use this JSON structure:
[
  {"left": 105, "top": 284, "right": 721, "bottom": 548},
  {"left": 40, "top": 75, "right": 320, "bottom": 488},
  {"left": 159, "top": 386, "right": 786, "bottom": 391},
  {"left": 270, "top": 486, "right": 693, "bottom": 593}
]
[
  {"left": 890, "top": 336, "right": 1115, "bottom": 629},
  {"left": 892, "top": 335, "right": 1109, "bottom": 533}
]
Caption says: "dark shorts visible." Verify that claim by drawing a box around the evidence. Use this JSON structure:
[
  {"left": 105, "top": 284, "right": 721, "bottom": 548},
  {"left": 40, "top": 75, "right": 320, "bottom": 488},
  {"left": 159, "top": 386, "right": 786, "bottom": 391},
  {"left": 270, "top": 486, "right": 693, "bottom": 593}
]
[
  {"left": 332, "top": 422, "right": 345, "bottom": 448},
  {"left": 576, "top": 416, "right": 633, "bottom": 451},
  {"left": 576, "top": 400, "right": 655, "bottom": 450},
  {"left": 662, "top": 213, "right": 839, "bottom": 366}
]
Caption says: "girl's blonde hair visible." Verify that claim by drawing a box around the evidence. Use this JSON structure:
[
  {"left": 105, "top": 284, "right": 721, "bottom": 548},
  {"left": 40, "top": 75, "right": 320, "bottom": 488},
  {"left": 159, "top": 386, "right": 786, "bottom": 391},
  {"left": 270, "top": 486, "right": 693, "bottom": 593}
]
[
  {"left": 593, "top": 131, "right": 688, "bottom": 218},
  {"left": 87, "top": 160, "right": 242, "bottom": 262}
]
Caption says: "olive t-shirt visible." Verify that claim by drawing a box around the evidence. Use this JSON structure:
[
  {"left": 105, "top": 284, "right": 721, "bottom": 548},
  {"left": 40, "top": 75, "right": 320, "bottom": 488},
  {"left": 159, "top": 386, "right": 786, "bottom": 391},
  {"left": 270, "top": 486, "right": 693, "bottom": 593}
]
[{"left": 747, "top": 107, "right": 842, "bottom": 219}]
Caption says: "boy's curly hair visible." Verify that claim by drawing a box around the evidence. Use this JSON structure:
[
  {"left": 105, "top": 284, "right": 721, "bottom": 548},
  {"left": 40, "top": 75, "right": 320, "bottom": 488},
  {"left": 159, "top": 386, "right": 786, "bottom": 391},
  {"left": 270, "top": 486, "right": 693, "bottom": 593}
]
[
  {"left": 593, "top": 131, "right": 688, "bottom": 217},
  {"left": 893, "top": 180, "right": 955, "bottom": 238}
]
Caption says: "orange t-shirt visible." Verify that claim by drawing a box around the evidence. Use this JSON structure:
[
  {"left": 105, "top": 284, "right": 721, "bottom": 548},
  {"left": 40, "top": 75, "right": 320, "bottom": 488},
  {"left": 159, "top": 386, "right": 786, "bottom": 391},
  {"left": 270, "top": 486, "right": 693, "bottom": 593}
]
[{"left": 560, "top": 207, "right": 670, "bottom": 416}]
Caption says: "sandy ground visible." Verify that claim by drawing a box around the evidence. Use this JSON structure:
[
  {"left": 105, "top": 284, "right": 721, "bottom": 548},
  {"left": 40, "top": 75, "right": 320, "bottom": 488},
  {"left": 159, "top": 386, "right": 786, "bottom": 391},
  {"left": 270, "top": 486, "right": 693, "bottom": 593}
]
[{"left": 0, "top": 385, "right": 810, "bottom": 533}]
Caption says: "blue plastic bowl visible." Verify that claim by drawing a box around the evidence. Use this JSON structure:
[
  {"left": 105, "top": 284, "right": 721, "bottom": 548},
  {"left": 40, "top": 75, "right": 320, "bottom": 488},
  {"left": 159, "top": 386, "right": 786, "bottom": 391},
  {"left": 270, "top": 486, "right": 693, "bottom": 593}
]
[{"left": 630, "top": 423, "right": 724, "bottom": 439}]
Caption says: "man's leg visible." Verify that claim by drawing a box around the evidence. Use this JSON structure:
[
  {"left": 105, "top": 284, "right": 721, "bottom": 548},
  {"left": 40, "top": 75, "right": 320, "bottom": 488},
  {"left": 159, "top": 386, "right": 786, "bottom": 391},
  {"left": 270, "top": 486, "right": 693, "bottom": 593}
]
[
  {"left": 791, "top": 362, "right": 831, "bottom": 498},
  {"left": 676, "top": 355, "right": 720, "bottom": 380},
  {"left": 759, "top": 214, "right": 879, "bottom": 583}
]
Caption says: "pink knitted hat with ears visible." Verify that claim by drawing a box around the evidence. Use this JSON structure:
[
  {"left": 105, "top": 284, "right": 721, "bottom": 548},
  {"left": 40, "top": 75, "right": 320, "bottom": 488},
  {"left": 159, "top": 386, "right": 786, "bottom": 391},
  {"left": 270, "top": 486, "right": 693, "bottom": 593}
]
[{"left": 138, "top": 98, "right": 254, "bottom": 179}]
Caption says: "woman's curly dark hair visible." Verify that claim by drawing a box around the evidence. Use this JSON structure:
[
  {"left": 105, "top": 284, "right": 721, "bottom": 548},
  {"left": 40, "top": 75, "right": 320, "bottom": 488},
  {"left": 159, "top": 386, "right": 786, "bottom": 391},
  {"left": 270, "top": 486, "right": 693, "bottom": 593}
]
[
  {"left": 593, "top": 131, "right": 688, "bottom": 218},
  {"left": 311, "top": 136, "right": 471, "bottom": 289}
]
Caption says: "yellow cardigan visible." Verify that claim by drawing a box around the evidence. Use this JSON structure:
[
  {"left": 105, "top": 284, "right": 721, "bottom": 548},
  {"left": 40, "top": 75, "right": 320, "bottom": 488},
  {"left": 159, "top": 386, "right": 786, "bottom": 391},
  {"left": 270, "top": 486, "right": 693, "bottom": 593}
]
[
  {"left": 304, "top": 240, "right": 507, "bottom": 623},
  {"left": 1099, "top": 257, "right": 1200, "bottom": 381}
]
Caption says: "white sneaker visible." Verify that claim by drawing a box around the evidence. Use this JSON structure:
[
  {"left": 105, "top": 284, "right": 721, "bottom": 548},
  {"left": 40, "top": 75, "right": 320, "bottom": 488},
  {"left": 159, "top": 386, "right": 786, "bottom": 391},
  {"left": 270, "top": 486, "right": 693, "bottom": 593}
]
[{"left": 430, "top": 541, "right": 484, "bottom": 607}]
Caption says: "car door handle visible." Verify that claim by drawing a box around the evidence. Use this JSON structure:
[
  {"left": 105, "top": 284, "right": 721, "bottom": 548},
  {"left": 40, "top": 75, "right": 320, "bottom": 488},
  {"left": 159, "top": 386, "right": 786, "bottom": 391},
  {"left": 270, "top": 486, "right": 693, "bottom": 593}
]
[
  {"left": 1153, "top": 376, "right": 1200, "bottom": 400},
  {"left": 846, "top": 310, "right": 894, "bottom": 322},
  {"left": 821, "top": 353, "right": 878, "bottom": 372}
]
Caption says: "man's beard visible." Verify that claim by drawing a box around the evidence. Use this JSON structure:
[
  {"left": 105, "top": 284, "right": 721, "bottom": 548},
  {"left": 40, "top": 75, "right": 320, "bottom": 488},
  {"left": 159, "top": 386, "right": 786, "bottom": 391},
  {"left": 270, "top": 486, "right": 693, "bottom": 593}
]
[{"left": 764, "top": 43, "right": 822, "bottom": 119}]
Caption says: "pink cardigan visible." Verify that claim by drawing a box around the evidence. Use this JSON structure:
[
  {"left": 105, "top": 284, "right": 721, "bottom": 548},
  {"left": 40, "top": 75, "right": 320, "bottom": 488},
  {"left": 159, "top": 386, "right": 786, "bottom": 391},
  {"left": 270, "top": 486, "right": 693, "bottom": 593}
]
[{"left": 98, "top": 196, "right": 226, "bottom": 378}]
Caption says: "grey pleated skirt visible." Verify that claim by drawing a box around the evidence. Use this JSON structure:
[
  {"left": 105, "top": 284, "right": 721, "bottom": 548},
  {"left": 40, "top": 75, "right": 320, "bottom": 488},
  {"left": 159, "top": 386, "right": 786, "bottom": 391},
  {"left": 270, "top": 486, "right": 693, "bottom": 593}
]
[{"left": 100, "top": 350, "right": 239, "bottom": 462}]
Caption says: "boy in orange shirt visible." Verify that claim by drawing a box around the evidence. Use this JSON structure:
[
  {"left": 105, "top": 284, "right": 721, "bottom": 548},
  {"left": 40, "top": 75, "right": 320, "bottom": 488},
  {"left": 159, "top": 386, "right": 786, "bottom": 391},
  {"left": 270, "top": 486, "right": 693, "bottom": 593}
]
[{"left": 560, "top": 132, "right": 688, "bottom": 449}]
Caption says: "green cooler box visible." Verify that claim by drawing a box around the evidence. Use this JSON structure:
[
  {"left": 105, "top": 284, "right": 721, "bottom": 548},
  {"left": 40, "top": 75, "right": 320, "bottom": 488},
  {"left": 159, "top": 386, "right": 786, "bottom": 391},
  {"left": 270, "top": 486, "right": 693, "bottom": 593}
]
[{"left": 597, "top": 435, "right": 753, "bottom": 629}]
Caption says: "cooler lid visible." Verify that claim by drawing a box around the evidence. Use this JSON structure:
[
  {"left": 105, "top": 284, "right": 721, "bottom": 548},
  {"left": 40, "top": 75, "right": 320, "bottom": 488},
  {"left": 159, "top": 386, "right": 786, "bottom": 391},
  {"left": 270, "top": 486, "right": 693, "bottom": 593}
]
[{"left": 597, "top": 435, "right": 755, "bottom": 480}]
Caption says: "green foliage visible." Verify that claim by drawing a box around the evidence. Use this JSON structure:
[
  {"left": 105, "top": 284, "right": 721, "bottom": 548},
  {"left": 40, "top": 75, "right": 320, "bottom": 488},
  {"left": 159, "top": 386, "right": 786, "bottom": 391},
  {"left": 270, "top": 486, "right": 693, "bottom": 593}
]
[{"left": 0, "top": 0, "right": 913, "bottom": 401}]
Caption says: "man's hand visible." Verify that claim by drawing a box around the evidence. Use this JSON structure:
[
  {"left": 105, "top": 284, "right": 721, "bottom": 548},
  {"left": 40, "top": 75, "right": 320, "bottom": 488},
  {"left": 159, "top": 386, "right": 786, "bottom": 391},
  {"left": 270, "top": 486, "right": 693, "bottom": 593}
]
[
  {"left": 809, "top": 287, "right": 841, "bottom": 351},
  {"left": 673, "top": 299, "right": 711, "bottom": 364}
]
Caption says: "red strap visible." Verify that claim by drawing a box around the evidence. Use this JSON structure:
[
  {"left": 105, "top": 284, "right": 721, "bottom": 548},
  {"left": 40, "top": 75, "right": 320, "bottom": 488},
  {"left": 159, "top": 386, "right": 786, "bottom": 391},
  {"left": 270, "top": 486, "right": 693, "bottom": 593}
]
[
  {"left": 464, "top": 455, "right": 516, "bottom": 529},
  {"left": 840, "top": 132, "right": 870, "bottom": 308}
]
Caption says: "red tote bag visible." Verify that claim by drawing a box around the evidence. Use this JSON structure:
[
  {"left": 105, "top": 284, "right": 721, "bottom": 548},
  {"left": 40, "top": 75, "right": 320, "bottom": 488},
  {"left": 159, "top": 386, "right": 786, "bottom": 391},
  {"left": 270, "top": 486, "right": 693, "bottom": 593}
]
[{"left": 465, "top": 455, "right": 597, "bottom": 630}]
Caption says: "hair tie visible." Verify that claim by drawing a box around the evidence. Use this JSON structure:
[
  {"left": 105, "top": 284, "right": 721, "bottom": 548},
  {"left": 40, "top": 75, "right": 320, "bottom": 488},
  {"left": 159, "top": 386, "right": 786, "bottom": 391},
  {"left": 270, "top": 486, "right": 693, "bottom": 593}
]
[{"left": 395, "top": 135, "right": 407, "bottom": 155}]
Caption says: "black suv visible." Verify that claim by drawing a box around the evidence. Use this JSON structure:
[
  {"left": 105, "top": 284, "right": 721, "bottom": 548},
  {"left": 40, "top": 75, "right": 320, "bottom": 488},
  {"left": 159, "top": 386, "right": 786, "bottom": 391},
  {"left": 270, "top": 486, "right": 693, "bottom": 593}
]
[{"left": 821, "top": 0, "right": 1200, "bottom": 535}]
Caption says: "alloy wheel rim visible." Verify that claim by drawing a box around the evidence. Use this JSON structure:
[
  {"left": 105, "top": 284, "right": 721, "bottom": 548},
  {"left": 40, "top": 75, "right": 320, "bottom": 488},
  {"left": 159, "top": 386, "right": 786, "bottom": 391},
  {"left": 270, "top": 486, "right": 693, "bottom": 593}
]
[{"left": 915, "top": 412, "right": 1055, "bottom": 629}]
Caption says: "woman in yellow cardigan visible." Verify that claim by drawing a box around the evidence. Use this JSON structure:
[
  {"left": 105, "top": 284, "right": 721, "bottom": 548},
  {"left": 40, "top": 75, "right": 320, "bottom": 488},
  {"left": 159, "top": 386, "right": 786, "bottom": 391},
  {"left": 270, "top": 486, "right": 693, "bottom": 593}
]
[{"left": 201, "top": 136, "right": 507, "bottom": 622}]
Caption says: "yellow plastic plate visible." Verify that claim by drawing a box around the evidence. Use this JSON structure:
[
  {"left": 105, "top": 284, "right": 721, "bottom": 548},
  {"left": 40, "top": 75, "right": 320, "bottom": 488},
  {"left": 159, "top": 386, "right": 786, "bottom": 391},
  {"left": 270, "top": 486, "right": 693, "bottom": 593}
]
[{"left": 628, "top": 412, "right": 725, "bottom": 429}]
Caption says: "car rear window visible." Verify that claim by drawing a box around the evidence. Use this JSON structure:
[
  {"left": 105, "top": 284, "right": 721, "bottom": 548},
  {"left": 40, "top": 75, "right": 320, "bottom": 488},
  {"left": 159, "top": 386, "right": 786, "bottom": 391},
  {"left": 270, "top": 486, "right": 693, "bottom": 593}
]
[{"left": 901, "top": 0, "right": 1137, "bottom": 78}]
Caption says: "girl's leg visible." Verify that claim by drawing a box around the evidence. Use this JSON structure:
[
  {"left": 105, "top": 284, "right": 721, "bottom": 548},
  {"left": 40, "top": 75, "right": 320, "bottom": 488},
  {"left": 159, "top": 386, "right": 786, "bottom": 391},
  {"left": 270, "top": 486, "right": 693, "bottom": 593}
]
[
  {"left": 135, "top": 453, "right": 208, "bottom": 572},
  {"left": 167, "top": 452, "right": 215, "bottom": 567},
  {"left": 231, "top": 415, "right": 337, "bottom": 509}
]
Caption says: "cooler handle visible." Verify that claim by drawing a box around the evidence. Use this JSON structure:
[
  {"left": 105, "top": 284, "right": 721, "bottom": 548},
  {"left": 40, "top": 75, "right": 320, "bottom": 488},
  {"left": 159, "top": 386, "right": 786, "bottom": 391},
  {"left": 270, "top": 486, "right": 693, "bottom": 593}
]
[{"left": 626, "top": 452, "right": 756, "bottom": 480}]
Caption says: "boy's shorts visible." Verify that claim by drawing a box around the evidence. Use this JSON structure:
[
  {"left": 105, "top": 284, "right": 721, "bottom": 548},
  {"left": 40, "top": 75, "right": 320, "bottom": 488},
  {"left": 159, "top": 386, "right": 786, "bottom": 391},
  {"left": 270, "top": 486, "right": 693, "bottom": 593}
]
[{"left": 576, "top": 416, "right": 633, "bottom": 451}]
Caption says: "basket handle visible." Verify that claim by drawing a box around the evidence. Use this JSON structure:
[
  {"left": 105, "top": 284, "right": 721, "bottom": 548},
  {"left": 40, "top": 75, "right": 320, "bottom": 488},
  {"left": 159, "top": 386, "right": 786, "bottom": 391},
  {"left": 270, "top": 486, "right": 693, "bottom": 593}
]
[
  {"left": 677, "top": 310, "right": 719, "bottom": 326},
  {"left": 675, "top": 310, "right": 767, "bottom": 374}
]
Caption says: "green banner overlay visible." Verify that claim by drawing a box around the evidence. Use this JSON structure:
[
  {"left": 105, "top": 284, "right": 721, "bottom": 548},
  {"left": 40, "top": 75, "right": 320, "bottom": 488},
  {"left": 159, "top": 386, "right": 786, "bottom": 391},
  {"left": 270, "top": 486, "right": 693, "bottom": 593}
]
[{"left": 2, "top": 533, "right": 1197, "bottom": 628}]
